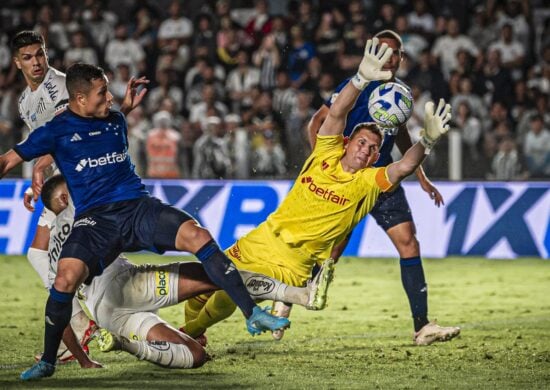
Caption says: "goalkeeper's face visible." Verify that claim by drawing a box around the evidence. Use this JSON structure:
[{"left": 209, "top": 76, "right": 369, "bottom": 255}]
[{"left": 343, "top": 129, "right": 381, "bottom": 171}]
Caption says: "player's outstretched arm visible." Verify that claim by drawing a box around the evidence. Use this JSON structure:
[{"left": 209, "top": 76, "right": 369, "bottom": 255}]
[
  {"left": 0, "top": 150, "right": 24, "bottom": 179},
  {"left": 395, "top": 126, "right": 445, "bottom": 206},
  {"left": 319, "top": 38, "right": 393, "bottom": 137},
  {"left": 120, "top": 76, "right": 149, "bottom": 115},
  {"left": 61, "top": 325, "right": 102, "bottom": 369},
  {"left": 387, "top": 99, "right": 451, "bottom": 184}
]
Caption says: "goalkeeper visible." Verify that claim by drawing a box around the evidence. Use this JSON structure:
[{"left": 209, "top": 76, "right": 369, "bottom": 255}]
[{"left": 183, "top": 38, "right": 458, "bottom": 343}]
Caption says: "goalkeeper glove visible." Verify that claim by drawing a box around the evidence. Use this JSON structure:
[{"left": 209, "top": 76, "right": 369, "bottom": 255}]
[
  {"left": 351, "top": 38, "right": 393, "bottom": 90},
  {"left": 420, "top": 99, "right": 452, "bottom": 154}
]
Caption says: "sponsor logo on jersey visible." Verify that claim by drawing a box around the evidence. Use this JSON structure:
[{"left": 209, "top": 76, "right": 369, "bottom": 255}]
[
  {"left": 75, "top": 151, "right": 128, "bottom": 172},
  {"left": 301, "top": 176, "right": 350, "bottom": 206},
  {"left": 245, "top": 276, "right": 275, "bottom": 296},
  {"left": 228, "top": 244, "right": 242, "bottom": 261},
  {"left": 155, "top": 270, "right": 169, "bottom": 296},
  {"left": 48, "top": 222, "right": 72, "bottom": 263},
  {"left": 43, "top": 75, "right": 59, "bottom": 101},
  {"left": 70, "top": 133, "right": 82, "bottom": 142},
  {"left": 73, "top": 217, "right": 97, "bottom": 228}
]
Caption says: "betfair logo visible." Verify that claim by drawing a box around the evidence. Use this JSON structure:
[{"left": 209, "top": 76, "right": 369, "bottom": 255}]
[
  {"left": 155, "top": 270, "right": 168, "bottom": 296},
  {"left": 301, "top": 176, "right": 350, "bottom": 206},
  {"left": 75, "top": 151, "right": 128, "bottom": 172}
]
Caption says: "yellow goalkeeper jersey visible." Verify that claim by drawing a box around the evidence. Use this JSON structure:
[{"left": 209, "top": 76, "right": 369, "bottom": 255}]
[{"left": 267, "top": 134, "right": 393, "bottom": 261}]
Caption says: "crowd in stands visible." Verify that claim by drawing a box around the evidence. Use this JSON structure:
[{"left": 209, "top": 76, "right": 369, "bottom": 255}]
[{"left": 0, "top": 0, "right": 549, "bottom": 180}]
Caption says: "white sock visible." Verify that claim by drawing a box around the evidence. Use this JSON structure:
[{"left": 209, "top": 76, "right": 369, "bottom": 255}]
[
  {"left": 239, "top": 270, "right": 308, "bottom": 306},
  {"left": 121, "top": 340, "right": 195, "bottom": 368},
  {"left": 27, "top": 248, "right": 50, "bottom": 290}
]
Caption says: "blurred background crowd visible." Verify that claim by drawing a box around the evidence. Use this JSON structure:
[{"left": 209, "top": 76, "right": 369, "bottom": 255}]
[{"left": 0, "top": 0, "right": 549, "bottom": 180}]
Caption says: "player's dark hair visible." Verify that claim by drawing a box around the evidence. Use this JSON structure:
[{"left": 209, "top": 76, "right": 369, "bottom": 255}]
[
  {"left": 66, "top": 63, "right": 105, "bottom": 100},
  {"left": 349, "top": 122, "right": 384, "bottom": 144},
  {"left": 41, "top": 174, "right": 66, "bottom": 211},
  {"left": 11, "top": 31, "right": 45, "bottom": 52},
  {"left": 374, "top": 29, "right": 403, "bottom": 50}
]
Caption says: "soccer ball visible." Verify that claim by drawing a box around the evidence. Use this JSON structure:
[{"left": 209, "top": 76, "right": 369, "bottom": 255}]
[{"left": 367, "top": 82, "right": 413, "bottom": 128}]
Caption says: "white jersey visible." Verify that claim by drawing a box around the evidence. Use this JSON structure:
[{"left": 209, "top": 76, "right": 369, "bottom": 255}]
[
  {"left": 18, "top": 67, "right": 68, "bottom": 131},
  {"left": 47, "top": 201, "right": 75, "bottom": 287}
]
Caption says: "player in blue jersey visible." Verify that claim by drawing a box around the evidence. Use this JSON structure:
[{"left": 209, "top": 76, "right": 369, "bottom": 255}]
[
  {"left": 307, "top": 30, "right": 460, "bottom": 345},
  {"left": 0, "top": 63, "right": 289, "bottom": 381}
]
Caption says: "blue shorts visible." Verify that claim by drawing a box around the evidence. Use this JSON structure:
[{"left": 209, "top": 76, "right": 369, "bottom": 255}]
[
  {"left": 60, "top": 196, "right": 193, "bottom": 283},
  {"left": 369, "top": 185, "right": 413, "bottom": 231}
]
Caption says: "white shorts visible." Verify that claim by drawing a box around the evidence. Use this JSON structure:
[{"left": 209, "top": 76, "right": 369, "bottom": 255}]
[
  {"left": 38, "top": 207, "right": 56, "bottom": 228},
  {"left": 83, "top": 261, "right": 180, "bottom": 341}
]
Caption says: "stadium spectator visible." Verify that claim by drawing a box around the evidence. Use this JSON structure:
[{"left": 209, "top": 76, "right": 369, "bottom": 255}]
[
  {"left": 287, "top": 25, "right": 316, "bottom": 89},
  {"left": 189, "top": 83, "right": 228, "bottom": 132},
  {"left": 253, "top": 33, "right": 281, "bottom": 90},
  {"left": 226, "top": 49, "right": 260, "bottom": 113},
  {"left": 157, "top": 0, "right": 193, "bottom": 48},
  {"left": 475, "top": 48, "right": 514, "bottom": 108},
  {"left": 192, "top": 13, "right": 217, "bottom": 61},
  {"left": 146, "top": 111, "right": 182, "bottom": 179},
  {"left": 408, "top": 49, "right": 448, "bottom": 100},
  {"left": 109, "top": 63, "right": 132, "bottom": 102},
  {"left": 338, "top": 22, "right": 368, "bottom": 79},
  {"left": 243, "top": 0, "right": 272, "bottom": 49},
  {"left": 489, "top": 136, "right": 526, "bottom": 180},
  {"left": 431, "top": 17, "right": 480, "bottom": 79},
  {"left": 523, "top": 115, "right": 550, "bottom": 178},
  {"left": 251, "top": 129, "right": 286, "bottom": 178},
  {"left": 272, "top": 70, "right": 297, "bottom": 119},
  {"left": 82, "top": 2, "right": 115, "bottom": 51},
  {"left": 192, "top": 116, "right": 232, "bottom": 179},
  {"left": 488, "top": 23, "right": 525, "bottom": 80},
  {"left": 406, "top": 0, "right": 436, "bottom": 39},
  {"left": 63, "top": 30, "right": 98, "bottom": 68},
  {"left": 146, "top": 68, "right": 183, "bottom": 115},
  {"left": 451, "top": 75, "right": 487, "bottom": 123},
  {"left": 394, "top": 14, "right": 428, "bottom": 63},
  {"left": 105, "top": 23, "right": 146, "bottom": 77},
  {"left": 314, "top": 11, "right": 343, "bottom": 73},
  {"left": 296, "top": 0, "right": 318, "bottom": 41},
  {"left": 454, "top": 101, "right": 483, "bottom": 164},
  {"left": 467, "top": 5, "right": 500, "bottom": 51}
]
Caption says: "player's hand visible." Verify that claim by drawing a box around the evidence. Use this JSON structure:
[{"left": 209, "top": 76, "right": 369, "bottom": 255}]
[
  {"left": 120, "top": 76, "right": 149, "bottom": 115},
  {"left": 352, "top": 38, "right": 393, "bottom": 90},
  {"left": 31, "top": 167, "right": 45, "bottom": 203},
  {"left": 419, "top": 179, "right": 444, "bottom": 207},
  {"left": 23, "top": 187, "right": 35, "bottom": 212},
  {"left": 420, "top": 99, "right": 452, "bottom": 152}
]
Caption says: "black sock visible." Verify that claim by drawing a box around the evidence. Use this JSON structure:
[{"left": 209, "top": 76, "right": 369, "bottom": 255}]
[
  {"left": 196, "top": 240, "right": 256, "bottom": 318},
  {"left": 400, "top": 257, "right": 429, "bottom": 332},
  {"left": 42, "top": 287, "right": 74, "bottom": 364}
]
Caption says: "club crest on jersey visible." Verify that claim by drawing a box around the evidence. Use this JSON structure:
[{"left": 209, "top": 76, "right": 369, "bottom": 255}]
[{"left": 301, "top": 176, "right": 350, "bottom": 206}]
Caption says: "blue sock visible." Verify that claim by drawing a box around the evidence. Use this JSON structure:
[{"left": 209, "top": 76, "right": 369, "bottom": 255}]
[
  {"left": 196, "top": 240, "right": 256, "bottom": 318},
  {"left": 42, "top": 287, "right": 74, "bottom": 364},
  {"left": 400, "top": 257, "right": 429, "bottom": 332}
]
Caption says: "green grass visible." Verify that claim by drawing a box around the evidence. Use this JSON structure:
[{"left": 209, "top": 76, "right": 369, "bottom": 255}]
[{"left": 1, "top": 255, "right": 549, "bottom": 389}]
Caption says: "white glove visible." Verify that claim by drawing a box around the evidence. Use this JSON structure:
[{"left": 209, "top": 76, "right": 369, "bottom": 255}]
[
  {"left": 351, "top": 38, "right": 393, "bottom": 90},
  {"left": 420, "top": 99, "right": 452, "bottom": 154}
]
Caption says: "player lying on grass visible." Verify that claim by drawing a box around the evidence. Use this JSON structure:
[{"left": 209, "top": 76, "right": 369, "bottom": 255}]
[
  {"left": 38, "top": 174, "right": 330, "bottom": 369},
  {"left": 0, "top": 63, "right": 289, "bottom": 381},
  {"left": 182, "top": 38, "right": 459, "bottom": 346}
]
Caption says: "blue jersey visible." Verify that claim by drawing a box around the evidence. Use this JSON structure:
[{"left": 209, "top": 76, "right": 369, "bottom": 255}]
[
  {"left": 325, "top": 78, "right": 410, "bottom": 167},
  {"left": 14, "top": 109, "right": 147, "bottom": 215}
]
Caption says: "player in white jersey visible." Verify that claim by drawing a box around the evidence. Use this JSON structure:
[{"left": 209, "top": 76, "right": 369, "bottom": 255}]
[
  {"left": 41, "top": 175, "right": 327, "bottom": 369},
  {"left": 11, "top": 30, "right": 98, "bottom": 363}
]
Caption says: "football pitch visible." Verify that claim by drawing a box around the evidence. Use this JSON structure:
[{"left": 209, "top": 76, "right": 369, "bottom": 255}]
[{"left": 0, "top": 255, "right": 549, "bottom": 389}]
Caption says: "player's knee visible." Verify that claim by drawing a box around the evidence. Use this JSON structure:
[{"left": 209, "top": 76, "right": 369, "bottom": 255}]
[
  {"left": 53, "top": 273, "right": 80, "bottom": 293},
  {"left": 177, "top": 222, "right": 213, "bottom": 252}
]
